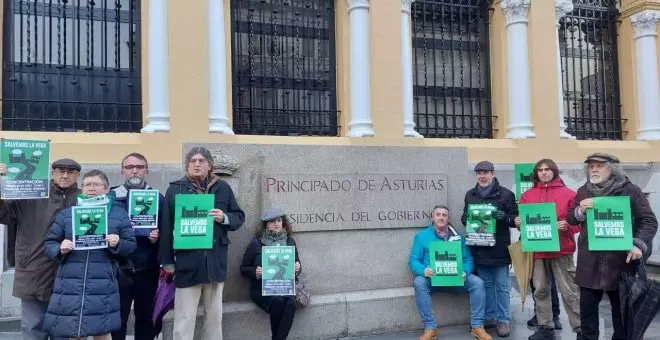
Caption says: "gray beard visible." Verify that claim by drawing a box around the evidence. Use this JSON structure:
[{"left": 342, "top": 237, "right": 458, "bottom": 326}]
[{"left": 125, "top": 177, "right": 145, "bottom": 189}]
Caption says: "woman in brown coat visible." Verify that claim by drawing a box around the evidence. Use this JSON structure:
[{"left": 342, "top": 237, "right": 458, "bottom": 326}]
[{"left": 567, "top": 153, "right": 658, "bottom": 340}]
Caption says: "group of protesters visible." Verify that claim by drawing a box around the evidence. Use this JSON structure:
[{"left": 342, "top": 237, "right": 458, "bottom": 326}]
[{"left": 410, "top": 153, "right": 658, "bottom": 340}]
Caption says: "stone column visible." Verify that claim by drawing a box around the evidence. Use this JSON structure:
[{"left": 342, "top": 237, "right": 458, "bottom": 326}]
[
  {"left": 401, "top": 0, "right": 422, "bottom": 138},
  {"left": 632, "top": 10, "right": 660, "bottom": 140},
  {"left": 208, "top": 0, "right": 234, "bottom": 134},
  {"left": 501, "top": 0, "right": 535, "bottom": 139},
  {"left": 347, "top": 0, "right": 375, "bottom": 137},
  {"left": 555, "top": 0, "right": 575, "bottom": 139},
  {"left": 141, "top": 0, "right": 170, "bottom": 133}
]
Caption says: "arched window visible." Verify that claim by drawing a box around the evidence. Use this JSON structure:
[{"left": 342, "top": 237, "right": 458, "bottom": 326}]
[
  {"left": 411, "top": 0, "right": 492, "bottom": 139},
  {"left": 559, "top": 0, "right": 621, "bottom": 140},
  {"left": 1, "top": 0, "right": 142, "bottom": 132},
  {"left": 230, "top": 0, "right": 338, "bottom": 136}
]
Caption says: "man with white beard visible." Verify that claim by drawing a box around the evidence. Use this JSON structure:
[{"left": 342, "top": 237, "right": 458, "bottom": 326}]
[
  {"left": 567, "top": 153, "right": 658, "bottom": 340},
  {"left": 110, "top": 153, "right": 165, "bottom": 340}
]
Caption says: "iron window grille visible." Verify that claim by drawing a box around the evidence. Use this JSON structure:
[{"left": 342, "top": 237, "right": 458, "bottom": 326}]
[
  {"left": 559, "top": 0, "right": 622, "bottom": 140},
  {"left": 230, "top": 0, "right": 339, "bottom": 136},
  {"left": 411, "top": 0, "right": 493, "bottom": 139},
  {"left": 1, "top": 0, "right": 142, "bottom": 132}
]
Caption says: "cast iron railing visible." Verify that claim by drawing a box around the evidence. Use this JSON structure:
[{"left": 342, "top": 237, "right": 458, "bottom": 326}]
[
  {"left": 230, "top": 0, "right": 339, "bottom": 136},
  {"left": 411, "top": 0, "right": 493, "bottom": 139},
  {"left": 559, "top": 0, "right": 622, "bottom": 140},
  {"left": 1, "top": 0, "right": 142, "bottom": 132}
]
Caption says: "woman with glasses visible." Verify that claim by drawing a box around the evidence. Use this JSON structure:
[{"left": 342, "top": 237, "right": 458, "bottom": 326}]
[{"left": 42, "top": 169, "right": 136, "bottom": 340}]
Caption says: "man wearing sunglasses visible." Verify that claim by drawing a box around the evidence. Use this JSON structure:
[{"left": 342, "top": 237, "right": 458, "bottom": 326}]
[
  {"left": 109, "top": 153, "right": 165, "bottom": 340},
  {"left": 0, "top": 158, "right": 81, "bottom": 340}
]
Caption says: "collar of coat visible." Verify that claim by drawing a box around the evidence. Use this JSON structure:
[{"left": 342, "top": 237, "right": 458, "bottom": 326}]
[
  {"left": 432, "top": 224, "right": 462, "bottom": 242},
  {"left": 111, "top": 183, "right": 154, "bottom": 200}
]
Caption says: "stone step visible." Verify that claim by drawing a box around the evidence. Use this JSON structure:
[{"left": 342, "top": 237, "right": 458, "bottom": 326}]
[{"left": 0, "top": 332, "right": 21, "bottom": 340}]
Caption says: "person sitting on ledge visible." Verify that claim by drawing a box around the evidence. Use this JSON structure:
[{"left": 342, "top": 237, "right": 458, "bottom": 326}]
[{"left": 409, "top": 204, "right": 492, "bottom": 340}]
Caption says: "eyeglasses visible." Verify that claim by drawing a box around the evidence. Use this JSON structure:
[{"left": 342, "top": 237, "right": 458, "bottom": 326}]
[
  {"left": 53, "top": 169, "right": 79, "bottom": 175},
  {"left": 83, "top": 182, "right": 105, "bottom": 188},
  {"left": 123, "top": 164, "right": 146, "bottom": 170}
]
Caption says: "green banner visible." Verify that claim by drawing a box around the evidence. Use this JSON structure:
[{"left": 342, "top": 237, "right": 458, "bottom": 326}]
[
  {"left": 173, "top": 194, "right": 214, "bottom": 250},
  {"left": 430, "top": 241, "right": 464, "bottom": 287},
  {"left": 128, "top": 189, "right": 159, "bottom": 228},
  {"left": 519, "top": 203, "right": 560, "bottom": 252},
  {"left": 465, "top": 203, "right": 496, "bottom": 246},
  {"left": 0, "top": 138, "right": 51, "bottom": 199},
  {"left": 514, "top": 163, "right": 536, "bottom": 200},
  {"left": 586, "top": 196, "right": 633, "bottom": 251},
  {"left": 72, "top": 206, "right": 108, "bottom": 250},
  {"left": 262, "top": 246, "right": 296, "bottom": 296}
]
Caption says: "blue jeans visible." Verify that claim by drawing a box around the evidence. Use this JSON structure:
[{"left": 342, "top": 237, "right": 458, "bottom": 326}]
[
  {"left": 412, "top": 274, "right": 486, "bottom": 329},
  {"left": 476, "top": 264, "right": 510, "bottom": 324}
]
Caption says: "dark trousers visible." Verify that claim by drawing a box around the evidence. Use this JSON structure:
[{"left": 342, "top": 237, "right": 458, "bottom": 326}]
[
  {"left": 530, "top": 276, "right": 560, "bottom": 318},
  {"left": 580, "top": 286, "right": 625, "bottom": 340},
  {"left": 261, "top": 296, "right": 296, "bottom": 340},
  {"left": 111, "top": 267, "right": 159, "bottom": 340}
]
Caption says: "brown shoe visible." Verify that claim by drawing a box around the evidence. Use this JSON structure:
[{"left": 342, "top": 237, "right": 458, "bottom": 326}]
[
  {"left": 497, "top": 323, "right": 511, "bottom": 337},
  {"left": 419, "top": 328, "right": 438, "bottom": 340},
  {"left": 471, "top": 327, "right": 493, "bottom": 340}
]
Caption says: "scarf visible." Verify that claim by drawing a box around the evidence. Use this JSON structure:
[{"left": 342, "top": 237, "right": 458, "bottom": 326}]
[
  {"left": 585, "top": 174, "right": 627, "bottom": 197},
  {"left": 260, "top": 229, "right": 289, "bottom": 246},
  {"left": 77, "top": 194, "right": 112, "bottom": 208},
  {"left": 477, "top": 181, "right": 496, "bottom": 198},
  {"left": 187, "top": 173, "right": 219, "bottom": 194}
]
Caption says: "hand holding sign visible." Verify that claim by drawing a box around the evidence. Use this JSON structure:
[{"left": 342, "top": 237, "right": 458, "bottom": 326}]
[
  {"left": 579, "top": 198, "right": 594, "bottom": 214},
  {"left": 106, "top": 234, "right": 120, "bottom": 248},
  {"left": 0, "top": 163, "right": 6, "bottom": 176},
  {"left": 557, "top": 220, "right": 569, "bottom": 231},
  {"left": 209, "top": 209, "right": 225, "bottom": 223},
  {"left": 60, "top": 239, "right": 73, "bottom": 254},
  {"left": 149, "top": 229, "right": 159, "bottom": 244},
  {"left": 626, "top": 246, "right": 643, "bottom": 263},
  {"left": 424, "top": 267, "right": 434, "bottom": 278}
]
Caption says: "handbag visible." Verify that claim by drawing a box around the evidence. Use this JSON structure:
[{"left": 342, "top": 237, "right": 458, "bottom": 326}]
[
  {"left": 112, "top": 259, "right": 135, "bottom": 288},
  {"left": 294, "top": 279, "right": 311, "bottom": 310}
]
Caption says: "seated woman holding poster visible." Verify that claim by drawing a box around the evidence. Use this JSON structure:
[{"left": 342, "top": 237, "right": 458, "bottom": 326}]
[
  {"left": 240, "top": 207, "right": 302, "bottom": 340},
  {"left": 409, "top": 204, "right": 491, "bottom": 340},
  {"left": 42, "top": 169, "right": 136, "bottom": 339}
]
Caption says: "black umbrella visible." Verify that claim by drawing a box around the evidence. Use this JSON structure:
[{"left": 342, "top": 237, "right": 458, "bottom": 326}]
[{"left": 619, "top": 260, "right": 660, "bottom": 340}]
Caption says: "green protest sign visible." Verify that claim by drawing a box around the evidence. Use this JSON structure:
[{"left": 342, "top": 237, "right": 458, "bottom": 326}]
[
  {"left": 586, "top": 196, "right": 633, "bottom": 251},
  {"left": 0, "top": 138, "right": 51, "bottom": 199},
  {"left": 174, "top": 194, "right": 214, "bottom": 250},
  {"left": 514, "top": 163, "right": 535, "bottom": 200},
  {"left": 262, "top": 246, "right": 296, "bottom": 296},
  {"left": 465, "top": 204, "right": 496, "bottom": 246},
  {"left": 128, "top": 189, "right": 159, "bottom": 228},
  {"left": 72, "top": 206, "right": 108, "bottom": 250},
  {"left": 519, "top": 203, "right": 560, "bottom": 252},
  {"left": 430, "top": 241, "right": 464, "bottom": 287}
]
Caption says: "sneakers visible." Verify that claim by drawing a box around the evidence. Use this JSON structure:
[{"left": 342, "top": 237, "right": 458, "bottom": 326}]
[
  {"left": 484, "top": 320, "right": 498, "bottom": 329},
  {"left": 553, "top": 317, "right": 563, "bottom": 330},
  {"left": 527, "top": 315, "right": 538, "bottom": 327},
  {"left": 471, "top": 327, "right": 493, "bottom": 340},
  {"left": 497, "top": 323, "right": 511, "bottom": 337},
  {"left": 419, "top": 328, "right": 437, "bottom": 340},
  {"left": 528, "top": 326, "right": 554, "bottom": 340}
]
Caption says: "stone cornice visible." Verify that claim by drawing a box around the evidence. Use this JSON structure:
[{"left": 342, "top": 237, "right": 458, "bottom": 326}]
[
  {"left": 631, "top": 10, "right": 660, "bottom": 38},
  {"left": 555, "top": 0, "right": 574, "bottom": 22},
  {"left": 402, "top": 0, "right": 414, "bottom": 14},
  {"left": 501, "top": 0, "right": 531, "bottom": 26},
  {"left": 347, "top": 0, "right": 369, "bottom": 11},
  {"left": 619, "top": 0, "right": 660, "bottom": 19}
]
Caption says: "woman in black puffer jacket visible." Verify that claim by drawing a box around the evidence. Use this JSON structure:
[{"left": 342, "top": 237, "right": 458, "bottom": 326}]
[
  {"left": 43, "top": 170, "right": 136, "bottom": 339},
  {"left": 240, "top": 208, "right": 302, "bottom": 340}
]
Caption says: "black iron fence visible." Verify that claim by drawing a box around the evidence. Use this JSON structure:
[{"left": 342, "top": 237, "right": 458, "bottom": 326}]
[
  {"left": 1, "top": 0, "right": 142, "bottom": 132},
  {"left": 230, "top": 0, "right": 339, "bottom": 136},
  {"left": 411, "top": 0, "right": 492, "bottom": 139},
  {"left": 559, "top": 0, "right": 622, "bottom": 140}
]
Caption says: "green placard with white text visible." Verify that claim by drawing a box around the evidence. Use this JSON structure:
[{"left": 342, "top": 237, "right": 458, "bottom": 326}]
[
  {"left": 173, "top": 194, "right": 214, "bottom": 250},
  {"left": 514, "top": 163, "right": 535, "bottom": 200},
  {"left": 128, "top": 189, "right": 159, "bottom": 228},
  {"left": 519, "top": 203, "right": 560, "bottom": 252},
  {"left": 430, "top": 241, "right": 464, "bottom": 287},
  {"left": 0, "top": 138, "right": 51, "bottom": 199},
  {"left": 261, "top": 246, "right": 296, "bottom": 296},
  {"left": 586, "top": 196, "right": 633, "bottom": 251},
  {"left": 72, "top": 206, "right": 108, "bottom": 250},
  {"left": 465, "top": 204, "right": 496, "bottom": 246}
]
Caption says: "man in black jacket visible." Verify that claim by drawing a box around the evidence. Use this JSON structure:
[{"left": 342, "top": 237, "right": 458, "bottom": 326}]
[
  {"left": 110, "top": 153, "right": 164, "bottom": 340},
  {"left": 160, "top": 147, "right": 245, "bottom": 340},
  {"left": 461, "top": 161, "right": 518, "bottom": 338}
]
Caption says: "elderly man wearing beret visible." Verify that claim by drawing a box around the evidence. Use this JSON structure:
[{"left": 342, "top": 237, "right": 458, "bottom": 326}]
[
  {"left": 0, "top": 158, "right": 82, "bottom": 340},
  {"left": 567, "top": 153, "right": 658, "bottom": 340}
]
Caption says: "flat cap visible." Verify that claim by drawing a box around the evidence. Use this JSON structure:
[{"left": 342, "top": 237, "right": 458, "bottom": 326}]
[
  {"left": 261, "top": 207, "right": 286, "bottom": 222},
  {"left": 584, "top": 153, "right": 620, "bottom": 164},
  {"left": 51, "top": 158, "right": 81, "bottom": 172},
  {"left": 474, "top": 160, "right": 495, "bottom": 172}
]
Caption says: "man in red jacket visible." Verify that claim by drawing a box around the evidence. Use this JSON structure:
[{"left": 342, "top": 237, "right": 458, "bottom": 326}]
[{"left": 514, "top": 159, "right": 582, "bottom": 340}]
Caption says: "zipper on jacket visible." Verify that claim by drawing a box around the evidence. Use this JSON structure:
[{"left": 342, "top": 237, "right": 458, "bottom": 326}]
[
  {"left": 77, "top": 250, "right": 90, "bottom": 337},
  {"left": 544, "top": 183, "right": 549, "bottom": 202}
]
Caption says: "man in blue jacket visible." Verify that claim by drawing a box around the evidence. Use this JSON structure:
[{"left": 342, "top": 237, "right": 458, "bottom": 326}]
[
  {"left": 110, "top": 153, "right": 164, "bottom": 340},
  {"left": 409, "top": 205, "right": 491, "bottom": 340}
]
